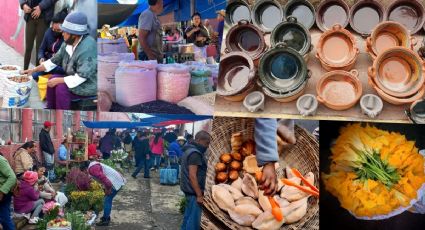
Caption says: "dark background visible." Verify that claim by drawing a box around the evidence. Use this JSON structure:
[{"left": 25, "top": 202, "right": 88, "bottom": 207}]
[{"left": 320, "top": 121, "right": 425, "bottom": 230}]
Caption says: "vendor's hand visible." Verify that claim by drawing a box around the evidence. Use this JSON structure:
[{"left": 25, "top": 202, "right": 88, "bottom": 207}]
[
  {"left": 192, "top": 27, "right": 200, "bottom": 32},
  {"left": 196, "top": 195, "right": 204, "bottom": 205},
  {"left": 21, "top": 68, "right": 34, "bottom": 76},
  {"left": 39, "top": 58, "right": 45, "bottom": 64},
  {"left": 23, "top": 4, "right": 32, "bottom": 14},
  {"left": 259, "top": 162, "right": 278, "bottom": 196},
  {"left": 47, "top": 77, "right": 64, "bottom": 88},
  {"left": 31, "top": 6, "right": 41, "bottom": 19}
]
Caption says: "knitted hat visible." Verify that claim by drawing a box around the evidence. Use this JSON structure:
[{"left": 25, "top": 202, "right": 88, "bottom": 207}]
[
  {"left": 60, "top": 12, "right": 89, "bottom": 35},
  {"left": 23, "top": 171, "right": 38, "bottom": 185}
]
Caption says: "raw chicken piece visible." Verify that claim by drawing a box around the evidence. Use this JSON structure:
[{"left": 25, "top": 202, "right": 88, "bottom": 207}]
[
  {"left": 231, "top": 177, "right": 243, "bottom": 191},
  {"left": 258, "top": 190, "right": 271, "bottom": 211},
  {"left": 252, "top": 210, "right": 285, "bottom": 230},
  {"left": 281, "top": 197, "right": 308, "bottom": 224},
  {"left": 218, "top": 184, "right": 244, "bottom": 200},
  {"left": 228, "top": 209, "right": 256, "bottom": 227},
  {"left": 242, "top": 173, "right": 258, "bottom": 199},
  {"left": 280, "top": 177, "right": 308, "bottom": 201},
  {"left": 233, "top": 204, "right": 263, "bottom": 217},
  {"left": 212, "top": 185, "right": 235, "bottom": 212},
  {"left": 235, "top": 197, "right": 261, "bottom": 209}
]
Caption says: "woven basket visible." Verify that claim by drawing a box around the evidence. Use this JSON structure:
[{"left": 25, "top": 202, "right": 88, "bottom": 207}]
[{"left": 202, "top": 117, "right": 319, "bottom": 230}]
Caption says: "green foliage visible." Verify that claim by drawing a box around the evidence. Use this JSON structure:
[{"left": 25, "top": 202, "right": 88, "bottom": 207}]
[
  {"left": 65, "top": 211, "right": 91, "bottom": 230},
  {"left": 178, "top": 197, "right": 187, "bottom": 214}
]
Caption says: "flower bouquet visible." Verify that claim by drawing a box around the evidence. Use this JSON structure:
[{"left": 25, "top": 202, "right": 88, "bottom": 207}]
[
  {"left": 322, "top": 124, "right": 425, "bottom": 219},
  {"left": 111, "top": 149, "right": 128, "bottom": 163}
]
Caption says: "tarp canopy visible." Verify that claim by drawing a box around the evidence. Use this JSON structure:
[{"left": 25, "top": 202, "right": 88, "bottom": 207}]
[
  {"left": 83, "top": 114, "right": 211, "bottom": 129},
  {"left": 98, "top": 0, "right": 226, "bottom": 27}
]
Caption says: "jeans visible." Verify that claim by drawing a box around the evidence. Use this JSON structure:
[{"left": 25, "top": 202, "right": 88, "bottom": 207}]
[
  {"left": 0, "top": 193, "right": 15, "bottom": 230},
  {"left": 151, "top": 155, "right": 161, "bottom": 169},
  {"left": 132, "top": 155, "right": 150, "bottom": 178},
  {"left": 181, "top": 195, "right": 202, "bottom": 230},
  {"left": 43, "top": 151, "right": 55, "bottom": 181},
  {"left": 103, "top": 188, "right": 119, "bottom": 219},
  {"left": 32, "top": 199, "right": 45, "bottom": 218}
]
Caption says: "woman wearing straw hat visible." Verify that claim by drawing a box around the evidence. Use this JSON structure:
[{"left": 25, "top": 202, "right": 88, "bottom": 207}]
[{"left": 23, "top": 11, "right": 97, "bottom": 110}]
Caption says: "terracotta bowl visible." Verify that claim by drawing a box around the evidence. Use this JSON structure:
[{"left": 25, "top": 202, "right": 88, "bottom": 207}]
[
  {"left": 225, "top": 0, "right": 252, "bottom": 26},
  {"left": 316, "top": 24, "right": 359, "bottom": 71},
  {"left": 316, "top": 69, "right": 363, "bottom": 110},
  {"left": 369, "top": 47, "right": 424, "bottom": 98},
  {"left": 217, "top": 51, "right": 256, "bottom": 101},
  {"left": 366, "top": 21, "right": 415, "bottom": 60},
  {"left": 349, "top": 0, "right": 386, "bottom": 37},
  {"left": 225, "top": 20, "right": 267, "bottom": 64},
  {"left": 283, "top": 0, "right": 316, "bottom": 30},
  {"left": 316, "top": 0, "right": 350, "bottom": 32},
  {"left": 370, "top": 80, "right": 425, "bottom": 105},
  {"left": 386, "top": 0, "right": 425, "bottom": 35},
  {"left": 251, "top": 0, "right": 284, "bottom": 33}
]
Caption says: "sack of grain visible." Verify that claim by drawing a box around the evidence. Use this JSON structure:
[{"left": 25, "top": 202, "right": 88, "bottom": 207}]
[
  {"left": 157, "top": 64, "right": 190, "bottom": 103},
  {"left": 0, "top": 75, "right": 33, "bottom": 108},
  {"left": 115, "top": 60, "right": 158, "bottom": 107},
  {"left": 97, "top": 38, "right": 128, "bottom": 55},
  {"left": 189, "top": 69, "right": 213, "bottom": 96},
  {"left": 98, "top": 53, "right": 135, "bottom": 102}
]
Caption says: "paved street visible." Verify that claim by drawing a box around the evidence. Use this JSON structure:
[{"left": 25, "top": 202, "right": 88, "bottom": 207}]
[{"left": 0, "top": 39, "right": 44, "bottom": 109}]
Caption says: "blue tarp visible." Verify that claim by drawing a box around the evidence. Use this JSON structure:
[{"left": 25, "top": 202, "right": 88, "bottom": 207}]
[
  {"left": 82, "top": 114, "right": 211, "bottom": 129},
  {"left": 98, "top": 0, "right": 226, "bottom": 26}
]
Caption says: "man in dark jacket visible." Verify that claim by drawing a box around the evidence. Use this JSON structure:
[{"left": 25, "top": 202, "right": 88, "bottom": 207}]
[
  {"left": 180, "top": 130, "right": 211, "bottom": 230},
  {"left": 32, "top": 10, "right": 68, "bottom": 82},
  {"left": 20, "top": 0, "right": 56, "bottom": 69},
  {"left": 39, "top": 121, "right": 55, "bottom": 180},
  {"left": 99, "top": 129, "right": 121, "bottom": 159},
  {"left": 131, "top": 132, "right": 151, "bottom": 179}
]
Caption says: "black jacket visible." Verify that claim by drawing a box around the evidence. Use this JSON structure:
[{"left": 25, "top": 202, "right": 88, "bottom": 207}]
[
  {"left": 180, "top": 143, "right": 207, "bottom": 195},
  {"left": 39, "top": 129, "right": 54, "bottom": 155},
  {"left": 20, "top": 0, "right": 56, "bottom": 24}
]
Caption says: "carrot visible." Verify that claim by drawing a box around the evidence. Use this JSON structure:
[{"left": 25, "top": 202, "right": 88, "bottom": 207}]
[
  {"left": 291, "top": 168, "right": 319, "bottom": 193},
  {"left": 268, "top": 196, "right": 283, "bottom": 222},
  {"left": 255, "top": 171, "right": 262, "bottom": 182},
  {"left": 281, "top": 178, "right": 319, "bottom": 197}
]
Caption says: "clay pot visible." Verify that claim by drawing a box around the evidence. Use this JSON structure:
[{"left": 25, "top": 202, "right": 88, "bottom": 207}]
[
  {"left": 316, "top": 24, "right": 359, "bottom": 71},
  {"left": 386, "top": 0, "right": 425, "bottom": 35},
  {"left": 225, "top": 20, "right": 267, "bottom": 66},
  {"left": 262, "top": 79, "right": 308, "bottom": 103},
  {"left": 408, "top": 99, "right": 425, "bottom": 123},
  {"left": 366, "top": 21, "right": 416, "bottom": 60},
  {"left": 316, "top": 0, "right": 350, "bottom": 32},
  {"left": 225, "top": 0, "right": 252, "bottom": 26},
  {"left": 270, "top": 16, "right": 312, "bottom": 60},
  {"left": 316, "top": 69, "right": 363, "bottom": 110},
  {"left": 217, "top": 51, "right": 256, "bottom": 102},
  {"left": 258, "top": 43, "right": 310, "bottom": 94},
  {"left": 368, "top": 47, "right": 424, "bottom": 98},
  {"left": 283, "top": 0, "right": 316, "bottom": 30},
  {"left": 349, "top": 0, "right": 386, "bottom": 37},
  {"left": 251, "top": 0, "right": 284, "bottom": 33},
  {"left": 370, "top": 80, "right": 425, "bottom": 105}
]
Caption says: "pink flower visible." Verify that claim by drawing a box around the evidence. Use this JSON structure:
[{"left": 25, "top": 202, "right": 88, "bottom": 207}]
[{"left": 42, "top": 201, "right": 59, "bottom": 214}]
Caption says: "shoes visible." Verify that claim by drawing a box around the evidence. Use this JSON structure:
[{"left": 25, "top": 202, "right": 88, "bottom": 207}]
[
  {"left": 150, "top": 167, "right": 155, "bottom": 171},
  {"left": 96, "top": 217, "right": 110, "bottom": 226},
  {"left": 28, "top": 217, "right": 39, "bottom": 224},
  {"left": 143, "top": 176, "right": 150, "bottom": 178},
  {"left": 131, "top": 174, "right": 137, "bottom": 179}
]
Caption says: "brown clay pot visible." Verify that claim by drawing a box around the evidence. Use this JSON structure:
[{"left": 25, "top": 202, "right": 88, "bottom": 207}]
[
  {"left": 366, "top": 21, "right": 416, "bottom": 60},
  {"left": 349, "top": 0, "right": 386, "bottom": 37},
  {"left": 217, "top": 51, "right": 256, "bottom": 102},
  {"left": 368, "top": 47, "right": 424, "bottom": 98},
  {"left": 370, "top": 80, "right": 425, "bottom": 105},
  {"left": 225, "top": 0, "right": 252, "bottom": 26},
  {"left": 316, "top": 69, "right": 363, "bottom": 110},
  {"left": 225, "top": 20, "right": 267, "bottom": 66},
  {"left": 386, "top": 0, "right": 425, "bottom": 35},
  {"left": 251, "top": 0, "right": 284, "bottom": 33},
  {"left": 316, "top": 24, "right": 359, "bottom": 71},
  {"left": 316, "top": 0, "right": 350, "bottom": 32}
]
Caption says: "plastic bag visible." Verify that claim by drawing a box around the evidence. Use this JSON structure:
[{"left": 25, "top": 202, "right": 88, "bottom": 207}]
[
  {"left": 177, "top": 96, "right": 214, "bottom": 115},
  {"left": 38, "top": 74, "right": 50, "bottom": 101},
  {"left": 55, "top": 192, "right": 68, "bottom": 207},
  {"left": 157, "top": 64, "right": 190, "bottom": 103},
  {"left": 189, "top": 69, "right": 213, "bottom": 96},
  {"left": 0, "top": 75, "right": 33, "bottom": 108},
  {"left": 97, "top": 38, "right": 128, "bottom": 55}
]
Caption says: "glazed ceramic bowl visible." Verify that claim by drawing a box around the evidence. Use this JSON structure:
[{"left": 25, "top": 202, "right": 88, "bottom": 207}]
[
  {"left": 368, "top": 47, "right": 424, "bottom": 98},
  {"left": 262, "top": 79, "right": 308, "bottom": 103},
  {"left": 316, "top": 24, "right": 359, "bottom": 71},
  {"left": 251, "top": 0, "right": 283, "bottom": 33},
  {"left": 271, "top": 16, "right": 312, "bottom": 60},
  {"left": 217, "top": 51, "right": 256, "bottom": 102},
  {"left": 225, "top": 20, "right": 267, "bottom": 65},
  {"left": 366, "top": 21, "right": 415, "bottom": 60},
  {"left": 283, "top": 0, "right": 316, "bottom": 30},
  {"left": 386, "top": 0, "right": 425, "bottom": 35},
  {"left": 316, "top": 69, "right": 363, "bottom": 110},
  {"left": 258, "top": 43, "right": 309, "bottom": 94},
  {"left": 408, "top": 99, "right": 425, "bottom": 123},
  {"left": 370, "top": 80, "right": 425, "bottom": 105},
  {"left": 349, "top": 0, "right": 386, "bottom": 36},
  {"left": 316, "top": 0, "right": 350, "bottom": 32},
  {"left": 225, "top": 0, "right": 252, "bottom": 26}
]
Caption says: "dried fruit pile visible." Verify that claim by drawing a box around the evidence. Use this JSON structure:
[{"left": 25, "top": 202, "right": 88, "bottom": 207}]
[
  {"left": 8, "top": 75, "right": 30, "bottom": 83},
  {"left": 0, "top": 66, "right": 18, "bottom": 71}
]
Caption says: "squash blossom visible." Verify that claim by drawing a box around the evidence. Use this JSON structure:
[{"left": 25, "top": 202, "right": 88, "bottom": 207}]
[{"left": 323, "top": 124, "right": 425, "bottom": 217}]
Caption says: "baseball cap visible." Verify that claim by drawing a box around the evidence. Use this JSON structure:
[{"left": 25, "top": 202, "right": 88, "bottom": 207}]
[{"left": 44, "top": 121, "right": 55, "bottom": 127}]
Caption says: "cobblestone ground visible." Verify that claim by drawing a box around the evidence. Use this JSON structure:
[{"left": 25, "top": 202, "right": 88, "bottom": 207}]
[
  {"left": 95, "top": 170, "right": 184, "bottom": 230},
  {"left": 0, "top": 39, "right": 45, "bottom": 109}
]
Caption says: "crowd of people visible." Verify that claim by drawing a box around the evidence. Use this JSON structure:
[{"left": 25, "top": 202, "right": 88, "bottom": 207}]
[{"left": 19, "top": 0, "right": 97, "bottom": 110}]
